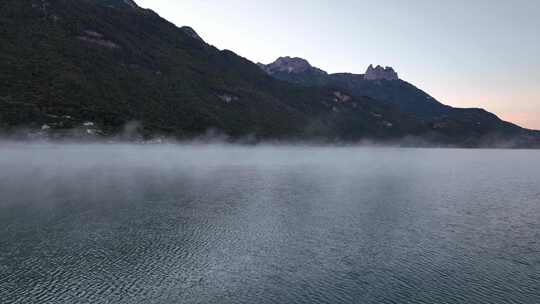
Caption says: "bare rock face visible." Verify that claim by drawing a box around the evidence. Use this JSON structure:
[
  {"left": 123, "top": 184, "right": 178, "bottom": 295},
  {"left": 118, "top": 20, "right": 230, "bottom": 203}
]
[
  {"left": 364, "top": 65, "right": 398, "bottom": 81},
  {"left": 259, "top": 57, "right": 327, "bottom": 75}
]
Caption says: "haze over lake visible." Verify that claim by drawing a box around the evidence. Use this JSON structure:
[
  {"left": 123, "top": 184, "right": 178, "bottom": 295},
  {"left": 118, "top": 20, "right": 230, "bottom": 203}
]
[{"left": 1, "top": 144, "right": 539, "bottom": 304}]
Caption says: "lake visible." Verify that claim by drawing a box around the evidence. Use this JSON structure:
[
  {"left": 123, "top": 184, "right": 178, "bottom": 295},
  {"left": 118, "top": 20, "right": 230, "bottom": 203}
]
[{"left": 0, "top": 144, "right": 539, "bottom": 303}]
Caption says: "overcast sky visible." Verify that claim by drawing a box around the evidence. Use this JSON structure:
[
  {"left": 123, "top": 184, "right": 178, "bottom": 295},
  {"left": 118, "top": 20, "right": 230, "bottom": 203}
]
[{"left": 136, "top": 0, "right": 540, "bottom": 130}]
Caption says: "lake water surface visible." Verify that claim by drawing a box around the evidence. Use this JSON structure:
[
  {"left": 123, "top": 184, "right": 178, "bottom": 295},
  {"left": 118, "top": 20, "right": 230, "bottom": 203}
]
[{"left": 0, "top": 144, "right": 539, "bottom": 303}]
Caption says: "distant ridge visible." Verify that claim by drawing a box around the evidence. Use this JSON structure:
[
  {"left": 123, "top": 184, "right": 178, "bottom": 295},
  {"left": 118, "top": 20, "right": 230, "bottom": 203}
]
[
  {"left": 0, "top": 0, "right": 538, "bottom": 147},
  {"left": 258, "top": 57, "right": 539, "bottom": 146},
  {"left": 258, "top": 57, "right": 327, "bottom": 76}
]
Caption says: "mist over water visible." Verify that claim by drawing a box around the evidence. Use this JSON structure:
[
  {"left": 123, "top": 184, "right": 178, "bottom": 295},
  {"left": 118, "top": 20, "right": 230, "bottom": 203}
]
[{"left": 1, "top": 143, "right": 539, "bottom": 304}]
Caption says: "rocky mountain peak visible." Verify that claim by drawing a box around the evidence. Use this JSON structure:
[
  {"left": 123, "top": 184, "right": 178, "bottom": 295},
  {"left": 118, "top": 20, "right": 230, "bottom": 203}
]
[
  {"left": 258, "top": 57, "right": 327, "bottom": 75},
  {"left": 180, "top": 26, "right": 205, "bottom": 43},
  {"left": 364, "top": 64, "right": 399, "bottom": 81}
]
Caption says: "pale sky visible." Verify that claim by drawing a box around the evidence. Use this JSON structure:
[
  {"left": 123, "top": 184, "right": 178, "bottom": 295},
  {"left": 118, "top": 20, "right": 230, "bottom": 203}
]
[{"left": 136, "top": 0, "right": 540, "bottom": 130}]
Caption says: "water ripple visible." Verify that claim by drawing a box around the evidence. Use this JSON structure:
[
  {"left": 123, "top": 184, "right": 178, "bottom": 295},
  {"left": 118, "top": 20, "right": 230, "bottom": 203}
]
[{"left": 0, "top": 146, "right": 539, "bottom": 303}]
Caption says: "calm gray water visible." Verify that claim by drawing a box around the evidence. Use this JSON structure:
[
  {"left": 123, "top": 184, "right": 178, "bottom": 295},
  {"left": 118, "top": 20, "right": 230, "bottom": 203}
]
[{"left": 0, "top": 144, "right": 539, "bottom": 304}]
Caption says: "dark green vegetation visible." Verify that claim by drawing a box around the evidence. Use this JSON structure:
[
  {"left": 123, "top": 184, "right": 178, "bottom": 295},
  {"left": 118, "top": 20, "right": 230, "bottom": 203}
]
[{"left": 1, "top": 0, "right": 538, "bottom": 147}]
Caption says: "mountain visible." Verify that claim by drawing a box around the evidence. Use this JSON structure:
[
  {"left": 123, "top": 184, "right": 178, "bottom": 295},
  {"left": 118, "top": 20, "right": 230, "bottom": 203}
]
[
  {"left": 0, "top": 0, "right": 431, "bottom": 142},
  {"left": 257, "top": 57, "right": 327, "bottom": 78},
  {"left": 258, "top": 57, "right": 540, "bottom": 147},
  {"left": 364, "top": 65, "right": 398, "bottom": 81},
  {"left": 257, "top": 57, "right": 330, "bottom": 88},
  {"left": 0, "top": 0, "right": 538, "bottom": 147}
]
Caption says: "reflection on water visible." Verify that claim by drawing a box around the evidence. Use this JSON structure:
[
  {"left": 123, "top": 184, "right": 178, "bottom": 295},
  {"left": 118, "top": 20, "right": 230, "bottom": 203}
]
[{"left": 0, "top": 144, "right": 539, "bottom": 303}]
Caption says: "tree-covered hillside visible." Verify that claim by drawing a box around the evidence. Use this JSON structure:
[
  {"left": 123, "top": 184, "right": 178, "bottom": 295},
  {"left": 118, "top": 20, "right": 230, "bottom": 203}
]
[{"left": 0, "top": 0, "right": 538, "bottom": 147}]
